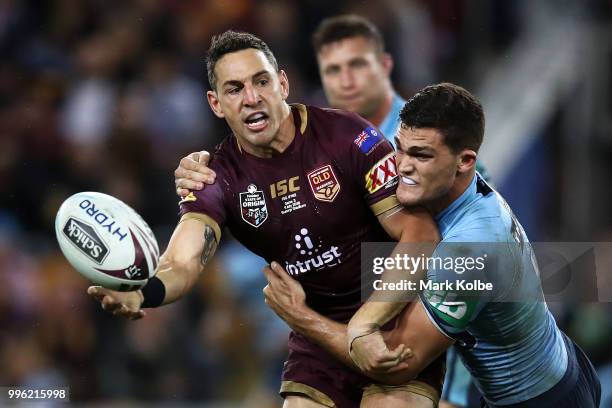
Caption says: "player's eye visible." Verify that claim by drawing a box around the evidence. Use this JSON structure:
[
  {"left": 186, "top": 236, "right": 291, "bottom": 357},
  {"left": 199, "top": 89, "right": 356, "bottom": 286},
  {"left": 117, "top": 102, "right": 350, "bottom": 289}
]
[
  {"left": 414, "top": 153, "right": 433, "bottom": 161},
  {"left": 226, "top": 87, "right": 240, "bottom": 95},
  {"left": 258, "top": 78, "right": 269, "bottom": 87},
  {"left": 324, "top": 66, "right": 340, "bottom": 76},
  {"left": 349, "top": 59, "right": 368, "bottom": 69}
]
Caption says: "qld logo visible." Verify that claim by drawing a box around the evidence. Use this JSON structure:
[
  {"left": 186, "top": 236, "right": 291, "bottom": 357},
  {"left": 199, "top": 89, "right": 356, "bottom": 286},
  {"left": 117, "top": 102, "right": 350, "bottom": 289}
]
[
  {"left": 307, "top": 164, "right": 340, "bottom": 202},
  {"left": 239, "top": 184, "right": 268, "bottom": 228}
]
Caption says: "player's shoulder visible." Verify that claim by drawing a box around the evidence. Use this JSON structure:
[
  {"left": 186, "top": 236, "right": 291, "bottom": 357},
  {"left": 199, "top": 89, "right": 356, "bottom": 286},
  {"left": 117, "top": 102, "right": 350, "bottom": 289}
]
[
  {"left": 445, "top": 181, "right": 515, "bottom": 244},
  {"left": 205, "top": 135, "right": 242, "bottom": 175},
  {"left": 304, "top": 105, "right": 390, "bottom": 159},
  {"left": 305, "top": 105, "right": 372, "bottom": 140},
  {"left": 306, "top": 104, "right": 367, "bottom": 125}
]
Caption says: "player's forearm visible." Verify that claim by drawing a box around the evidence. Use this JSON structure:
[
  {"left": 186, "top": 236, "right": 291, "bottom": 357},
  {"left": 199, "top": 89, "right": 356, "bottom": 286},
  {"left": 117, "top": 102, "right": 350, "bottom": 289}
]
[
  {"left": 153, "top": 254, "right": 204, "bottom": 304},
  {"left": 349, "top": 300, "right": 407, "bottom": 330},
  {"left": 286, "top": 307, "right": 356, "bottom": 369},
  {"left": 148, "top": 223, "right": 218, "bottom": 305},
  {"left": 368, "top": 209, "right": 438, "bottom": 326}
]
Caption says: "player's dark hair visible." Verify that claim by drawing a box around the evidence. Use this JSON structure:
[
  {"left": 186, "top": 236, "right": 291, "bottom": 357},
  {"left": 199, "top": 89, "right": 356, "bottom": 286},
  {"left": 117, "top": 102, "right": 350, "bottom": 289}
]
[
  {"left": 206, "top": 30, "right": 278, "bottom": 90},
  {"left": 399, "top": 83, "right": 484, "bottom": 153},
  {"left": 312, "top": 14, "right": 385, "bottom": 54}
]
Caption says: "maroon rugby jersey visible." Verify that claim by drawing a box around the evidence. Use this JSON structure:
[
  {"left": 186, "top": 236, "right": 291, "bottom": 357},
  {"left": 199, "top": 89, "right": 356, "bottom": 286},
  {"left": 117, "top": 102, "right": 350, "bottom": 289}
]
[{"left": 180, "top": 104, "right": 399, "bottom": 322}]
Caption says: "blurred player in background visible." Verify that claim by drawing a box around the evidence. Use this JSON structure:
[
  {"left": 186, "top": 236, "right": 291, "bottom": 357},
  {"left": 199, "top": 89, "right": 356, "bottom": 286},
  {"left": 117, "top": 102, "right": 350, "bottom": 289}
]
[
  {"left": 174, "top": 15, "right": 480, "bottom": 407},
  {"left": 89, "top": 30, "right": 446, "bottom": 407}
]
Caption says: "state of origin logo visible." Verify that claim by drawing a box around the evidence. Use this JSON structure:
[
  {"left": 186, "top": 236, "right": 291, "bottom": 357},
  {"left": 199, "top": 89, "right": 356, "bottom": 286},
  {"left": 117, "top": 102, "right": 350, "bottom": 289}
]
[{"left": 285, "top": 228, "right": 342, "bottom": 276}]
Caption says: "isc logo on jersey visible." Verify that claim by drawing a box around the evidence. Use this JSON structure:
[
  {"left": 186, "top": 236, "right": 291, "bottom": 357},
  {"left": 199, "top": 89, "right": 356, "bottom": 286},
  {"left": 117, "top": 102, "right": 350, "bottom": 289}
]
[{"left": 365, "top": 152, "right": 398, "bottom": 194}]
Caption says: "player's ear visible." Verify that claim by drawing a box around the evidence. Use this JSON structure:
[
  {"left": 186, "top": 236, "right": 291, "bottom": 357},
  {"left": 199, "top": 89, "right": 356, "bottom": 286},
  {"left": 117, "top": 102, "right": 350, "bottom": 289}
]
[
  {"left": 278, "top": 70, "right": 290, "bottom": 101},
  {"left": 381, "top": 52, "right": 393, "bottom": 76},
  {"left": 457, "top": 149, "right": 477, "bottom": 174},
  {"left": 207, "top": 90, "right": 225, "bottom": 119}
]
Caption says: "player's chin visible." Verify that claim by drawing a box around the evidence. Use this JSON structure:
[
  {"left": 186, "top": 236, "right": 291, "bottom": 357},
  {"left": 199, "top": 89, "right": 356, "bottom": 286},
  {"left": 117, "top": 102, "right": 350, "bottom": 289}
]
[{"left": 396, "top": 186, "right": 422, "bottom": 207}]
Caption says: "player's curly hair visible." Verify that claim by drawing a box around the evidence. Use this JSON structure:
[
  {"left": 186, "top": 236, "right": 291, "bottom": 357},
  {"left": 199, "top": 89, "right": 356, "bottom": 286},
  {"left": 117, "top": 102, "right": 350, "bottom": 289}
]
[
  {"left": 206, "top": 30, "right": 278, "bottom": 91},
  {"left": 400, "top": 83, "right": 485, "bottom": 153},
  {"left": 312, "top": 14, "right": 385, "bottom": 54}
]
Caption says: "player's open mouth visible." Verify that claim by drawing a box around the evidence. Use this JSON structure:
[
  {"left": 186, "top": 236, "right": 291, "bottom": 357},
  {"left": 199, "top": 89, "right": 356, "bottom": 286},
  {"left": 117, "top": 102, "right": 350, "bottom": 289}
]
[
  {"left": 401, "top": 176, "right": 417, "bottom": 185},
  {"left": 244, "top": 112, "right": 269, "bottom": 131}
]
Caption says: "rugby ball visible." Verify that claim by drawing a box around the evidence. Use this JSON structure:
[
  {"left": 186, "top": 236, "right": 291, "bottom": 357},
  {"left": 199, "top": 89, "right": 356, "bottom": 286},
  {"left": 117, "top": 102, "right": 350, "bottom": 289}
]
[{"left": 55, "top": 192, "right": 160, "bottom": 291}]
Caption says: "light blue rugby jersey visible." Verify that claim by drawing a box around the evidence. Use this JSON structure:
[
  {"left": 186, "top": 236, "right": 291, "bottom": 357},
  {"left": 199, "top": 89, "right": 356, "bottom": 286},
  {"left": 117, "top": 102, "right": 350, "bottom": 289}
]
[
  {"left": 380, "top": 93, "right": 477, "bottom": 404},
  {"left": 379, "top": 93, "right": 406, "bottom": 142},
  {"left": 420, "top": 173, "right": 568, "bottom": 406}
]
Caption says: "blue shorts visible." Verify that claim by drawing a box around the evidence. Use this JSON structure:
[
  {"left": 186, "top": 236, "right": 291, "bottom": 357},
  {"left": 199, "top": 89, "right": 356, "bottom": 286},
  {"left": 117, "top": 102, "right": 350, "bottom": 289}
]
[{"left": 482, "top": 333, "right": 601, "bottom": 408}]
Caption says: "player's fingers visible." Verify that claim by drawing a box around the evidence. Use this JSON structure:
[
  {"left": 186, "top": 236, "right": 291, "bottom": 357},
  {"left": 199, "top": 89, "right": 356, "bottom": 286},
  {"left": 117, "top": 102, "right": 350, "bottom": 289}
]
[
  {"left": 177, "top": 187, "right": 190, "bottom": 198},
  {"left": 270, "top": 261, "right": 291, "bottom": 282},
  {"left": 179, "top": 155, "right": 201, "bottom": 171},
  {"left": 189, "top": 151, "right": 201, "bottom": 162},
  {"left": 101, "top": 295, "right": 121, "bottom": 312},
  {"left": 198, "top": 150, "right": 211, "bottom": 165},
  {"left": 175, "top": 177, "right": 204, "bottom": 191},
  {"left": 178, "top": 154, "right": 216, "bottom": 179},
  {"left": 262, "top": 264, "right": 278, "bottom": 283},
  {"left": 375, "top": 344, "right": 406, "bottom": 364},
  {"left": 88, "top": 286, "right": 111, "bottom": 303},
  {"left": 400, "top": 347, "right": 413, "bottom": 360},
  {"left": 175, "top": 166, "right": 211, "bottom": 184},
  {"left": 384, "top": 361, "right": 411, "bottom": 373},
  {"left": 371, "top": 358, "right": 405, "bottom": 370}
]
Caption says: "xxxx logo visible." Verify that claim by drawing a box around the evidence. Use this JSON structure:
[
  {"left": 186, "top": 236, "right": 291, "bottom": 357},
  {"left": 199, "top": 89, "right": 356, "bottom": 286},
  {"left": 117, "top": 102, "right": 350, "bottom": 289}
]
[
  {"left": 365, "top": 153, "right": 398, "bottom": 194},
  {"left": 307, "top": 164, "right": 341, "bottom": 202}
]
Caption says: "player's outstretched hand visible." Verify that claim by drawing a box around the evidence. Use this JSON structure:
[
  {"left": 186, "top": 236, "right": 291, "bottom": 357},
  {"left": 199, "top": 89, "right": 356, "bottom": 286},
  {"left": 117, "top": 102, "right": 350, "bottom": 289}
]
[
  {"left": 87, "top": 286, "right": 145, "bottom": 320},
  {"left": 262, "top": 262, "right": 307, "bottom": 327},
  {"left": 349, "top": 328, "right": 412, "bottom": 375},
  {"left": 174, "top": 150, "right": 217, "bottom": 198}
]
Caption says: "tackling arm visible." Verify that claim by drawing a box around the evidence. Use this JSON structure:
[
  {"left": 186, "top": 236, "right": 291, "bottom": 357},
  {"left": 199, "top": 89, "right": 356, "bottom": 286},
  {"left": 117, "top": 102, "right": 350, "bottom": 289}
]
[
  {"left": 262, "top": 262, "right": 452, "bottom": 384},
  {"left": 347, "top": 206, "right": 440, "bottom": 373}
]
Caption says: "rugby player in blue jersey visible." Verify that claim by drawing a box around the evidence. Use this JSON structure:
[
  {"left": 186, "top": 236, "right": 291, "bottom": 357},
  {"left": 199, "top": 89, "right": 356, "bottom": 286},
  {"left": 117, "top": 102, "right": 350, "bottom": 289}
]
[{"left": 342, "top": 82, "right": 601, "bottom": 407}]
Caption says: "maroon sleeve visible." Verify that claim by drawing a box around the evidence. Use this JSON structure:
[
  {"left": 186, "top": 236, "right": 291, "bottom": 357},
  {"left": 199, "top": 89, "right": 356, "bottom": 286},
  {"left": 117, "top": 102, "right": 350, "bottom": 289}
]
[
  {"left": 333, "top": 111, "right": 400, "bottom": 215},
  {"left": 178, "top": 171, "right": 227, "bottom": 229}
]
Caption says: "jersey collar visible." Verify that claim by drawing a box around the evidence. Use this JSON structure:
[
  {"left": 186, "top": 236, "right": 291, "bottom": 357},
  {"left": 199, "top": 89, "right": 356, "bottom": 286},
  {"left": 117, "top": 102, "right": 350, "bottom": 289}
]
[{"left": 435, "top": 174, "right": 478, "bottom": 228}]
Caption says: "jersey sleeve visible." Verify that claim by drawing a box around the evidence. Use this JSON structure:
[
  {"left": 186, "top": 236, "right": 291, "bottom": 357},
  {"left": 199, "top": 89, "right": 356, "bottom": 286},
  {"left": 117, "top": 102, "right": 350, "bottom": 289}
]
[
  {"left": 178, "top": 166, "right": 226, "bottom": 242},
  {"left": 419, "top": 238, "right": 494, "bottom": 333},
  {"left": 338, "top": 112, "right": 400, "bottom": 216}
]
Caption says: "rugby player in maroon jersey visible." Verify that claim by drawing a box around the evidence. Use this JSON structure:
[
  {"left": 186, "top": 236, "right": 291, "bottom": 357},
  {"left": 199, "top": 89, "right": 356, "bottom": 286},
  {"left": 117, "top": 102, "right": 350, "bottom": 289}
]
[{"left": 87, "top": 31, "right": 443, "bottom": 408}]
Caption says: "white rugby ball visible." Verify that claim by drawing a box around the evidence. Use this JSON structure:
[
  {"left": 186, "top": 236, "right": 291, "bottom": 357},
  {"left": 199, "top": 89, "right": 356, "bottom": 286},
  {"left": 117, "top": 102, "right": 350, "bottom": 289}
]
[{"left": 55, "top": 192, "right": 160, "bottom": 291}]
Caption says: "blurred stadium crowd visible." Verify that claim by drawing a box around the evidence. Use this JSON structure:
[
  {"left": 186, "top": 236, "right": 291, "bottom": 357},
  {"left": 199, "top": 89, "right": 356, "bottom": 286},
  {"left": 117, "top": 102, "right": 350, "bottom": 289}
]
[{"left": 1, "top": 0, "right": 612, "bottom": 406}]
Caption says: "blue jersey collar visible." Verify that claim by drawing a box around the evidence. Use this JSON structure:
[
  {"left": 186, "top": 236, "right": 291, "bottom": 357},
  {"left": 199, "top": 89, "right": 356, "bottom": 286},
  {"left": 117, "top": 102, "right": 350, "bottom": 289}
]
[
  {"left": 435, "top": 174, "right": 478, "bottom": 228},
  {"left": 379, "top": 93, "right": 406, "bottom": 142}
]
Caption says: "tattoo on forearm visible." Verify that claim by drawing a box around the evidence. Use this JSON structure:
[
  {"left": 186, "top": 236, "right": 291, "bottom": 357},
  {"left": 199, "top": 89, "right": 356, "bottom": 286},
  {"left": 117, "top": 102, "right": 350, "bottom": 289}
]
[{"left": 201, "top": 226, "right": 217, "bottom": 266}]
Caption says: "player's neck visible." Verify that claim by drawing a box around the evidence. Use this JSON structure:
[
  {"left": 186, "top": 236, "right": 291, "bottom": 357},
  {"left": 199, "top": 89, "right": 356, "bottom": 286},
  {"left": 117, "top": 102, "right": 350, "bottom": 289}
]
[
  {"left": 366, "top": 89, "right": 394, "bottom": 127},
  {"left": 428, "top": 171, "right": 475, "bottom": 216}
]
